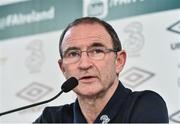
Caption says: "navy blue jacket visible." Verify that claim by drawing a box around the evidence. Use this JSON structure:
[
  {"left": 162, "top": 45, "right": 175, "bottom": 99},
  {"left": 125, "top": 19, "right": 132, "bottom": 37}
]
[{"left": 34, "top": 82, "right": 169, "bottom": 123}]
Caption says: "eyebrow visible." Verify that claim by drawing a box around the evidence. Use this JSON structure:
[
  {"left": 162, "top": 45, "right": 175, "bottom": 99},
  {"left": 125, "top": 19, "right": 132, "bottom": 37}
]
[
  {"left": 63, "top": 47, "right": 80, "bottom": 54},
  {"left": 89, "top": 42, "right": 106, "bottom": 48},
  {"left": 63, "top": 42, "right": 106, "bottom": 54}
]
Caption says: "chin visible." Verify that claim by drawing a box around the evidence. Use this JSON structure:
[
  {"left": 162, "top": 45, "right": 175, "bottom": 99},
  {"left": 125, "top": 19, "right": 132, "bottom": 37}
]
[
  {"left": 77, "top": 92, "right": 100, "bottom": 98},
  {"left": 76, "top": 89, "right": 98, "bottom": 95},
  {"left": 74, "top": 83, "right": 104, "bottom": 96},
  {"left": 74, "top": 88, "right": 104, "bottom": 98}
]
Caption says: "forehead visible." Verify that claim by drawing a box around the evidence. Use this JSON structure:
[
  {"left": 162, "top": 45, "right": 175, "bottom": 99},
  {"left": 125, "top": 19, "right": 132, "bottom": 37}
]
[{"left": 61, "top": 23, "right": 113, "bottom": 50}]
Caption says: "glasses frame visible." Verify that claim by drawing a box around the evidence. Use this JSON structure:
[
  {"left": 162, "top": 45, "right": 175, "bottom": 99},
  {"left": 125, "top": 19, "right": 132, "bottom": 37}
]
[{"left": 62, "top": 47, "right": 119, "bottom": 64}]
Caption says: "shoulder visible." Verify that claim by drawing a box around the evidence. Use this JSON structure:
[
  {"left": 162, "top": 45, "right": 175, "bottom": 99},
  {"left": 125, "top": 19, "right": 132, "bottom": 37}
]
[
  {"left": 129, "top": 90, "right": 169, "bottom": 123},
  {"left": 131, "top": 90, "right": 165, "bottom": 103},
  {"left": 43, "top": 103, "right": 73, "bottom": 114},
  {"left": 131, "top": 90, "right": 167, "bottom": 108},
  {"left": 34, "top": 103, "right": 74, "bottom": 123}
]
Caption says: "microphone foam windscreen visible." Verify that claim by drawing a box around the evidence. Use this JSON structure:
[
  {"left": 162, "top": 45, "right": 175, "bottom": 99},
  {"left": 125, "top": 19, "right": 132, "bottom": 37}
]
[{"left": 61, "top": 77, "right": 78, "bottom": 93}]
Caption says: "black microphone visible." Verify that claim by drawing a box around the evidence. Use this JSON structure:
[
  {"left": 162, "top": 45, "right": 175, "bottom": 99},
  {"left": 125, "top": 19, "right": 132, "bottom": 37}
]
[{"left": 0, "top": 77, "right": 78, "bottom": 116}]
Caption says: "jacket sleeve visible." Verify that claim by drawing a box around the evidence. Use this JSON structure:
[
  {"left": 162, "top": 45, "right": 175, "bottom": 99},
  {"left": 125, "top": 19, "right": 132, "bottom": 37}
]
[
  {"left": 33, "top": 107, "right": 54, "bottom": 123},
  {"left": 33, "top": 105, "right": 74, "bottom": 123},
  {"left": 130, "top": 91, "right": 169, "bottom": 123}
]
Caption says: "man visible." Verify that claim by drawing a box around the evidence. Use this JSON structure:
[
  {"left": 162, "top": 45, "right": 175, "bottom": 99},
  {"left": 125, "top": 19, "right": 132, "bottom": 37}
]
[{"left": 34, "top": 17, "right": 169, "bottom": 123}]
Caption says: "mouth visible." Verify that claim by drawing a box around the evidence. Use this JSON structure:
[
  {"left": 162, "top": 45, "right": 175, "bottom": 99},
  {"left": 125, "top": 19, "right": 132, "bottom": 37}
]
[{"left": 79, "top": 76, "right": 98, "bottom": 83}]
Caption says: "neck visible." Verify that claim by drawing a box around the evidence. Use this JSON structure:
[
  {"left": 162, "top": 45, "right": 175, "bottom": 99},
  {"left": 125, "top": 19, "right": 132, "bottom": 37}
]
[{"left": 77, "top": 79, "right": 119, "bottom": 123}]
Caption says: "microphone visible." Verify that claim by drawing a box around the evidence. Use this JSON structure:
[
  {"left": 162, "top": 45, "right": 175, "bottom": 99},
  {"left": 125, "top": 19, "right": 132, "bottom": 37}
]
[{"left": 0, "top": 77, "right": 78, "bottom": 116}]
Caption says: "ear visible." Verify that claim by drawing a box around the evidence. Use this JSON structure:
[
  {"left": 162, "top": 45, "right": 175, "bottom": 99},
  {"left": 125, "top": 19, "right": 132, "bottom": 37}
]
[
  {"left": 58, "top": 59, "right": 65, "bottom": 73},
  {"left": 115, "top": 50, "right": 126, "bottom": 74}
]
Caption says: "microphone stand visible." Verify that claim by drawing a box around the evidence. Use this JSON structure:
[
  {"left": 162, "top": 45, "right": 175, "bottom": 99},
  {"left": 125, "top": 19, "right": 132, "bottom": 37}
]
[
  {"left": 0, "top": 77, "right": 78, "bottom": 117},
  {"left": 0, "top": 90, "right": 63, "bottom": 116}
]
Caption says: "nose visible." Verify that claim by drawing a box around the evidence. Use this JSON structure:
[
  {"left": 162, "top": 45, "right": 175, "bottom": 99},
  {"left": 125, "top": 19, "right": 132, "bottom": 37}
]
[{"left": 78, "top": 52, "right": 93, "bottom": 70}]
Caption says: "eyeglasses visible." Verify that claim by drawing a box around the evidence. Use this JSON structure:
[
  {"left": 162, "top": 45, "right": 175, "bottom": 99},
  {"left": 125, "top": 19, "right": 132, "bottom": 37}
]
[{"left": 62, "top": 47, "right": 119, "bottom": 64}]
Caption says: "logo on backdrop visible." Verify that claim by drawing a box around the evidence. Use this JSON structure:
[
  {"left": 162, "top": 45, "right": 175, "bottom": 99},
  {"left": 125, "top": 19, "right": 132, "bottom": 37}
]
[
  {"left": 167, "top": 20, "right": 180, "bottom": 34},
  {"left": 178, "top": 63, "right": 180, "bottom": 88},
  {"left": 123, "top": 21, "right": 145, "bottom": 57},
  {"left": 178, "top": 63, "right": 180, "bottom": 69},
  {"left": 178, "top": 77, "right": 180, "bottom": 88},
  {"left": 84, "top": 0, "right": 108, "bottom": 18},
  {"left": 170, "top": 42, "right": 180, "bottom": 50},
  {"left": 170, "top": 110, "right": 180, "bottom": 123},
  {"left": 83, "top": 0, "right": 145, "bottom": 19},
  {"left": 120, "top": 67, "right": 154, "bottom": 88},
  {"left": 168, "top": 20, "right": 180, "bottom": 90},
  {"left": 0, "top": 57, "right": 7, "bottom": 66},
  {"left": 0, "top": 6, "right": 55, "bottom": 30},
  {"left": 16, "top": 82, "right": 52, "bottom": 102},
  {"left": 25, "top": 40, "right": 45, "bottom": 73}
]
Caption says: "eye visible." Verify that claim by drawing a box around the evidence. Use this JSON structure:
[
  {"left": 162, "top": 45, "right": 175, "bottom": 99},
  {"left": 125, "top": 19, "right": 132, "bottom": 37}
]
[
  {"left": 90, "top": 47, "right": 105, "bottom": 54},
  {"left": 64, "top": 50, "right": 80, "bottom": 58}
]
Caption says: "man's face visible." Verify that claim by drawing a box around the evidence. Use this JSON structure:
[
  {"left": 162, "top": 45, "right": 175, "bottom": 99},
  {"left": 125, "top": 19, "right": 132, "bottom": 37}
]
[{"left": 59, "top": 23, "right": 126, "bottom": 97}]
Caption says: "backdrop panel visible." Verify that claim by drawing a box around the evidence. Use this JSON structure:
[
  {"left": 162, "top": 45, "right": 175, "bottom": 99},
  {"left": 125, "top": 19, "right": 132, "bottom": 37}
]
[{"left": 0, "top": 0, "right": 180, "bottom": 123}]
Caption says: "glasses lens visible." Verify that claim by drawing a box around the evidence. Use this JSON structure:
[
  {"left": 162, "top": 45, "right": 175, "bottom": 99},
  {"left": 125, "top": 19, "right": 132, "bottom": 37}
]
[
  {"left": 88, "top": 47, "right": 105, "bottom": 60},
  {"left": 63, "top": 50, "right": 80, "bottom": 64}
]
